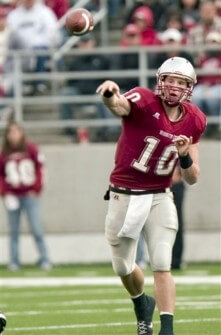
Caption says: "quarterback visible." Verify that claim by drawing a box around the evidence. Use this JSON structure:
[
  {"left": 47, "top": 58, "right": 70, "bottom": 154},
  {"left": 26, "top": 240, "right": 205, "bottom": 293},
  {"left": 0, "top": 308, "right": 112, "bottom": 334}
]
[{"left": 97, "top": 57, "right": 206, "bottom": 335}]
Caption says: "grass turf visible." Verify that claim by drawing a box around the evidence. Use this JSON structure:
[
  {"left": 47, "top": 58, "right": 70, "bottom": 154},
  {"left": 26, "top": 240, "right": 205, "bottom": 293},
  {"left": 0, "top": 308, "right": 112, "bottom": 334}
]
[{"left": 0, "top": 263, "right": 220, "bottom": 335}]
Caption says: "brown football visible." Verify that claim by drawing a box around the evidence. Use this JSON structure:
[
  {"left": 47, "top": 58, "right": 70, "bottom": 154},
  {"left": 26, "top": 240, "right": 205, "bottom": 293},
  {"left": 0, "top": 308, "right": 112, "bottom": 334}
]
[{"left": 65, "top": 8, "right": 94, "bottom": 35}]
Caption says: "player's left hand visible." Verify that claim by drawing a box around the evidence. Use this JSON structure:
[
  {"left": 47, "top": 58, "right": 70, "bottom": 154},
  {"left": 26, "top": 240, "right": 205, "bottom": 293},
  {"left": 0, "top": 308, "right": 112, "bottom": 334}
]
[{"left": 173, "top": 135, "right": 192, "bottom": 156}]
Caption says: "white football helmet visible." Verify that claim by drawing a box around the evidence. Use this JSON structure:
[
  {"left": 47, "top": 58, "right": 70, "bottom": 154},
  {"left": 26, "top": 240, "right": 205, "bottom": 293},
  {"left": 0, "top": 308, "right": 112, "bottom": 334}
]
[{"left": 155, "top": 57, "right": 197, "bottom": 106}]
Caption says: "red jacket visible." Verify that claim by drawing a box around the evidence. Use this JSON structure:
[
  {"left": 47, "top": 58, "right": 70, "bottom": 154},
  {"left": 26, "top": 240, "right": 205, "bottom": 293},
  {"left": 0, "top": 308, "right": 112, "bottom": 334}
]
[
  {"left": 45, "top": 0, "right": 70, "bottom": 19},
  {"left": 197, "top": 53, "right": 221, "bottom": 85}
]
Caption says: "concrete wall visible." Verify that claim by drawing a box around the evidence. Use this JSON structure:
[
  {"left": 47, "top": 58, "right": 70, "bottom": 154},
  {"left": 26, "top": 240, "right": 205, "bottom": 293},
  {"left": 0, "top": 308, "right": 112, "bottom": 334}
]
[{"left": 0, "top": 140, "right": 220, "bottom": 264}]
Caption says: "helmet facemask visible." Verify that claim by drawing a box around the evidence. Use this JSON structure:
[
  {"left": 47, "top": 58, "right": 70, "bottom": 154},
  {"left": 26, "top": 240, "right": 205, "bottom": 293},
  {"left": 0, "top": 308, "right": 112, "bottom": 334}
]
[
  {"left": 156, "top": 75, "right": 194, "bottom": 106},
  {"left": 155, "top": 57, "right": 197, "bottom": 106}
]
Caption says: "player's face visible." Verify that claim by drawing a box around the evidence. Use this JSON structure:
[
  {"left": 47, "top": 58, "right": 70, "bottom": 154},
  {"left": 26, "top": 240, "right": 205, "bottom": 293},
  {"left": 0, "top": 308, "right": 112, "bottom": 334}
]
[
  {"left": 7, "top": 125, "right": 24, "bottom": 147},
  {"left": 124, "top": 32, "right": 140, "bottom": 46},
  {"left": 163, "top": 75, "right": 188, "bottom": 104}
]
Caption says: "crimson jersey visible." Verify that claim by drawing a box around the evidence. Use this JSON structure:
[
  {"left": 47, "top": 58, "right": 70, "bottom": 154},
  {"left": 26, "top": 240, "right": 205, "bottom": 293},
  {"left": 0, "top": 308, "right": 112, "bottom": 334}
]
[
  {"left": 0, "top": 142, "right": 44, "bottom": 196},
  {"left": 110, "top": 87, "right": 207, "bottom": 190}
]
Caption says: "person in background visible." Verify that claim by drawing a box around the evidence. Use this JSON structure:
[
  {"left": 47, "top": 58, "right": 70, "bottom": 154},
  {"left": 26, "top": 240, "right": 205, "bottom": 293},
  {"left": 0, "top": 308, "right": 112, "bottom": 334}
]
[
  {"left": 130, "top": 5, "right": 160, "bottom": 46},
  {"left": 7, "top": 0, "right": 60, "bottom": 94},
  {"left": 0, "top": 6, "right": 9, "bottom": 72},
  {"left": 59, "top": 33, "right": 114, "bottom": 142},
  {"left": 0, "top": 6, "right": 12, "bottom": 121},
  {"left": 0, "top": 121, "right": 51, "bottom": 271},
  {"left": 44, "top": 0, "right": 70, "bottom": 19},
  {"left": 187, "top": 0, "right": 221, "bottom": 46},
  {"left": 191, "top": 30, "right": 221, "bottom": 138},
  {"left": 215, "top": 0, "right": 221, "bottom": 17},
  {"left": 113, "top": 23, "right": 142, "bottom": 92},
  {"left": 164, "top": 10, "right": 185, "bottom": 33},
  {"left": 166, "top": 0, "right": 200, "bottom": 32},
  {"left": 125, "top": 0, "right": 167, "bottom": 31},
  {"left": 149, "top": 28, "right": 194, "bottom": 89},
  {"left": 171, "top": 166, "right": 185, "bottom": 270}
]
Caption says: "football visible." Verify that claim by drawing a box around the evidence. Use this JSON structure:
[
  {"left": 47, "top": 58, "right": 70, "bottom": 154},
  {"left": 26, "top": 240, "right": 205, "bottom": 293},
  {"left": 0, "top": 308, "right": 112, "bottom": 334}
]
[{"left": 65, "top": 8, "right": 94, "bottom": 36}]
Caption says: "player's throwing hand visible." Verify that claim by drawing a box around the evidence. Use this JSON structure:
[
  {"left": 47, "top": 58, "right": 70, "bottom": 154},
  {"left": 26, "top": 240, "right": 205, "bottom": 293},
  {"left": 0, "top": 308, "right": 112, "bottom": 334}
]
[{"left": 96, "top": 80, "right": 121, "bottom": 98}]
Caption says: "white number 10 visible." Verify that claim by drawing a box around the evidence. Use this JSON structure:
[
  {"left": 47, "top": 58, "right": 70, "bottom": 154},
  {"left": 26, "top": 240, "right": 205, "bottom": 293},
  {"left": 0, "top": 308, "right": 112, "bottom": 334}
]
[{"left": 132, "top": 137, "right": 178, "bottom": 176}]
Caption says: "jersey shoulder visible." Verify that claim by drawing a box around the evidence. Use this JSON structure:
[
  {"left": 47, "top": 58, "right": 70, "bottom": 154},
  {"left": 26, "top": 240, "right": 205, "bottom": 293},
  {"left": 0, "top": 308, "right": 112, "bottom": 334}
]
[
  {"left": 124, "top": 87, "right": 157, "bottom": 108},
  {"left": 27, "top": 141, "right": 39, "bottom": 152},
  {"left": 183, "top": 102, "right": 207, "bottom": 133}
]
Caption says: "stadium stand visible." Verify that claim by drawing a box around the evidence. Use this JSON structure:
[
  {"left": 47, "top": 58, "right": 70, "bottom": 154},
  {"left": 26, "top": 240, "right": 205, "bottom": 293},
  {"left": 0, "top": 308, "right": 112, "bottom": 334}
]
[{"left": 0, "top": 0, "right": 220, "bottom": 143}]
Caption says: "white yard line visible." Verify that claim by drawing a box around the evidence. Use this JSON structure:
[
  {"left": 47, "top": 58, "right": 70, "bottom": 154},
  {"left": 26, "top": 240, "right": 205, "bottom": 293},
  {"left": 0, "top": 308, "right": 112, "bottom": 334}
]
[
  {"left": 0, "top": 275, "right": 220, "bottom": 287},
  {"left": 0, "top": 287, "right": 122, "bottom": 298},
  {"left": 6, "top": 302, "right": 221, "bottom": 317},
  {"left": 7, "top": 318, "right": 220, "bottom": 332},
  {"left": 2, "top": 297, "right": 220, "bottom": 309}
]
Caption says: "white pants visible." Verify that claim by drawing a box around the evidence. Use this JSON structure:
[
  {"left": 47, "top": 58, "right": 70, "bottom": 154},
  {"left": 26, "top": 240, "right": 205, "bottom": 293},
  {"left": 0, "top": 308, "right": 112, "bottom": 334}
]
[{"left": 105, "top": 191, "right": 178, "bottom": 275}]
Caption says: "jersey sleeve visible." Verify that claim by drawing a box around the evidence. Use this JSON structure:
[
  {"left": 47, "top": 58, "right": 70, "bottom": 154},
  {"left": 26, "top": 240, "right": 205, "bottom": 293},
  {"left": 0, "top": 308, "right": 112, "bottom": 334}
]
[
  {"left": 0, "top": 154, "right": 7, "bottom": 196},
  {"left": 123, "top": 87, "right": 154, "bottom": 110},
  {"left": 28, "top": 143, "right": 45, "bottom": 193}
]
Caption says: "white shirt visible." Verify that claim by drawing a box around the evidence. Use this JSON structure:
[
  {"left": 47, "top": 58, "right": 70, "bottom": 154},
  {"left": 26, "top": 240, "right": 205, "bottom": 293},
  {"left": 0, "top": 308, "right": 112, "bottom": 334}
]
[
  {"left": 0, "top": 28, "right": 9, "bottom": 66},
  {"left": 7, "top": 2, "right": 59, "bottom": 49}
]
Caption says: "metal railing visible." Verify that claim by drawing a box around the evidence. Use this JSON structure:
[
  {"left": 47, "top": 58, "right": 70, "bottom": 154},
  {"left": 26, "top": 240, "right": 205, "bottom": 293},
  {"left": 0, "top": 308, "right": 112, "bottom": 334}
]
[{"left": 0, "top": 44, "right": 220, "bottom": 129}]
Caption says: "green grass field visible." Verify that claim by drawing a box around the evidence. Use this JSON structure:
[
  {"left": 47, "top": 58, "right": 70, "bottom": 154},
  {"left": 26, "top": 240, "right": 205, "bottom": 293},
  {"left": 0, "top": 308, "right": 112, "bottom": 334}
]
[{"left": 0, "top": 263, "right": 220, "bottom": 335}]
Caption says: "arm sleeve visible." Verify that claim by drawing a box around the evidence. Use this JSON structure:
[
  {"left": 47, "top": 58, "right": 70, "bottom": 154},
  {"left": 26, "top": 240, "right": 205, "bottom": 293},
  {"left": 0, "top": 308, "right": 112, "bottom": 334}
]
[
  {"left": 123, "top": 87, "right": 146, "bottom": 109},
  {"left": 29, "top": 144, "right": 45, "bottom": 193},
  {"left": 0, "top": 156, "right": 7, "bottom": 196}
]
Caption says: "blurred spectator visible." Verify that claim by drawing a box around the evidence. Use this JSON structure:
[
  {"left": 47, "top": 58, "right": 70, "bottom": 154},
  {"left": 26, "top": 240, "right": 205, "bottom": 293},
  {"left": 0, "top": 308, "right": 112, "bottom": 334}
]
[
  {"left": 0, "top": 6, "right": 9, "bottom": 72},
  {"left": 171, "top": 166, "right": 186, "bottom": 270},
  {"left": 0, "top": 6, "right": 12, "bottom": 121},
  {"left": 125, "top": 0, "right": 167, "bottom": 31},
  {"left": 215, "top": 0, "right": 221, "bottom": 17},
  {"left": 131, "top": 6, "right": 160, "bottom": 45},
  {"left": 178, "top": 0, "right": 200, "bottom": 31},
  {"left": 0, "top": 0, "right": 15, "bottom": 12},
  {"left": 149, "top": 28, "right": 194, "bottom": 88},
  {"left": 120, "top": 23, "right": 141, "bottom": 47},
  {"left": 58, "top": 34, "right": 116, "bottom": 142},
  {"left": 112, "top": 24, "right": 141, "bottom": 92},
  {"left": 7, "top": 0, "right": 60, "bottom": 94},
  {"left": 44, "top": 0, "right": 70, "bottom": 19},
  {"left": 191, "top": 31, "right": 221, "bottom": 138},
  {"left": 107, "top": 0, "right": 123, "bottom": 18},
  {"left": 187, "top": 0, "right": 221, "bottom": 45},
  {"left": 0, "top": 121, "right": 51, "bottom": 271},
  {"left": 165, "top": 9, "right": 185, "bottom": 33},
  {"left": 166, "top": 0, "right": 200, "bottom": 32}
]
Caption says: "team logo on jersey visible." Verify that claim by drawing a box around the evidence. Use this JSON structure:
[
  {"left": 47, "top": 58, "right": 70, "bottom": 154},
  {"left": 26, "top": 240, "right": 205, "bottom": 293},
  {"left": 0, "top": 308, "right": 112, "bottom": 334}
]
[
  {"left": 153, "top": 112, "right": 160, "bottom": 119},
  {"left": 113, "top": 194, "right": 119, "bottom": 200}
]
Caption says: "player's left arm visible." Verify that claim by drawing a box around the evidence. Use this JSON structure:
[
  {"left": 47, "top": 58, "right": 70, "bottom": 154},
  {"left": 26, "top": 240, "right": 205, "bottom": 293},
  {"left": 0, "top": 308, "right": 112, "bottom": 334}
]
[{"left": 173, "top": 135, "right": 199, "bottom": 185}]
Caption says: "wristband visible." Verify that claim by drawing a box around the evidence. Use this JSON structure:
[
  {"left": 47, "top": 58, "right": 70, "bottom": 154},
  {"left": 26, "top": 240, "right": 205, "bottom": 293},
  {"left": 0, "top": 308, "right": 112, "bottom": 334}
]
[
  {"left": 103, "top": 90, "right": 114, "bottom": 98},
  {"left": 179, "top": 153, "right": 193, "bottom": 169}
]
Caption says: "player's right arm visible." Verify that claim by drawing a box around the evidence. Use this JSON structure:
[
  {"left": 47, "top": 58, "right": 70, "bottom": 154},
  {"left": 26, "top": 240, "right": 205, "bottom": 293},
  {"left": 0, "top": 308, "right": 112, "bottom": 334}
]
[{"left": 96, "top": 80, "right": 131, "bottom": 116}]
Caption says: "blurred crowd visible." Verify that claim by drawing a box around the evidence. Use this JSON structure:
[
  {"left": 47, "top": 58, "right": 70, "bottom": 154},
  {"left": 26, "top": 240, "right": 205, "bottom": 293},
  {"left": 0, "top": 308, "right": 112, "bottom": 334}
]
[{"left": 0, "top": 0, "right": 220, "bottom": 140}]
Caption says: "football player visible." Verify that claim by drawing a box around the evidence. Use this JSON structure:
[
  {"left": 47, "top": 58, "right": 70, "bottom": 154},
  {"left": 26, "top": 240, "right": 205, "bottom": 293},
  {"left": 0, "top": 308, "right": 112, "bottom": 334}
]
[
  {"left": 96, "top": 57, "right": 206, "bottom": 335},
  {"left": 0, "top": 312, "right": 6, "bottom": 334}
]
